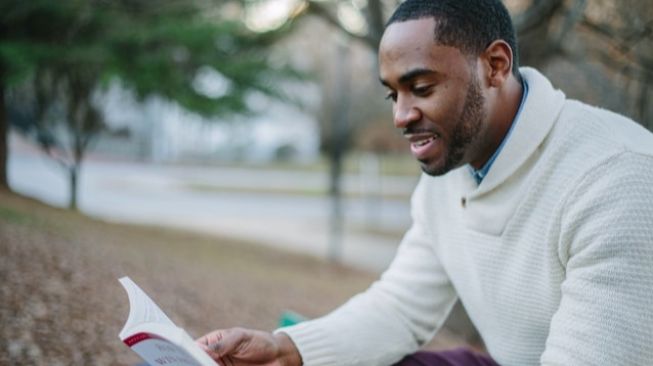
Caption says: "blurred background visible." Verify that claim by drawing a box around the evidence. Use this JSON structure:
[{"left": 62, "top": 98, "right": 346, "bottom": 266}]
[{"left": 1, "top": 0, "right": 651, "bottom": 364}]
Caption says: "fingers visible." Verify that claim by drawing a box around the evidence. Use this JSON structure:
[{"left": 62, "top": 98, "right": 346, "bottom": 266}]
[
  {"left": 197, "top": 331, "right": 223, "bottom": 354},
  {"left": 197, "top": 328, "right": 248, "bottom": 361},
  {"left": 218, "top": 355, "right": 235, "bottom": 366},
  {"left": 196, "top": 327, "right": 292, "bottom": 365}
]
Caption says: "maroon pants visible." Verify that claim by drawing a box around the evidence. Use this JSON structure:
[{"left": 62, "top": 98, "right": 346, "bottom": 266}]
[{"left": 394, "top": 349, "right": 500, "bottom": 366}]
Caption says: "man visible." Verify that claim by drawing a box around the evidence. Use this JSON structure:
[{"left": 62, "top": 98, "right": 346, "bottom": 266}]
[{"left": 198, "top": 0, "right": 653, "bottom": 365}]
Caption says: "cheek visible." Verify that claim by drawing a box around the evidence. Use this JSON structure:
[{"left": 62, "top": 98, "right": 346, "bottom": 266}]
[{"left": 421, "top": 95, "right": 464, "bottom": 125}]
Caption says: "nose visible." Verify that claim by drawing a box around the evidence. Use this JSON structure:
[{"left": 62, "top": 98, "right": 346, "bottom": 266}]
[{"left": 393, "top": 95, "right": 421, "bottom": 129}]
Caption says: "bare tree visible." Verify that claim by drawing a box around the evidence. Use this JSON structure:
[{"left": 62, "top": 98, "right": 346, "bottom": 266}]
[
  {"left": 296, "top": 0, "right": 651, "bottom": 126},
  {"left": 514, "top": 0, "right": 651, "bottom": 125}
]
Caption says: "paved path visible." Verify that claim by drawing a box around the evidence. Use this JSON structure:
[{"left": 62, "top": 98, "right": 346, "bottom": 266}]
[{"left": 8, "top": 136, "right": 418, "bottom": 273}]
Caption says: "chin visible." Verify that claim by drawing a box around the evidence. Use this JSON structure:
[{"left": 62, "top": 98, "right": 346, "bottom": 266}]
[
  {"left": 419, "top": 160, "right": 450, "bottom": 177},
  {"left": 419, "top": 150, "right": 465, "bottom": 176}
]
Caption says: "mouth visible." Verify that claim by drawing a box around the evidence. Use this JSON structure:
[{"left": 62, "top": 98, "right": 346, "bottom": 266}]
[
  {"left": 410, "top": 134, "right": 439, "bottom": 148},
  {"left": 404, "top": 132, "right": 441, "bottom": 160}
]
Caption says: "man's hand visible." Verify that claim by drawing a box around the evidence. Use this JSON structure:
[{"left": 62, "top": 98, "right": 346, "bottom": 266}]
[{"left": 197, "top": 328, "right": 302, "bottom": 366}]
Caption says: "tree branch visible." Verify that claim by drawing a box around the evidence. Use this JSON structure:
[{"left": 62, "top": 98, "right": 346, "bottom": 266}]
[
  {"left": 570, "top": 44, "right": 653, "bottom": 80},
  {"left": 579, "top": 17, "right": 653, "bottom": 71},
  {"left": 514, "top": 0, "right": 565, "bottom": 36},
  {"left": 363, "top": 0, "right": 385, "bottom": 49},
  {"left": 552, "top": 0, "right": 587, "bottom": 50},
  {"left": 40, "top": 141, "right": 71, "bottom": 171},
  {"left": 305, "top": 0, "right": 377, "bottom": 49}
]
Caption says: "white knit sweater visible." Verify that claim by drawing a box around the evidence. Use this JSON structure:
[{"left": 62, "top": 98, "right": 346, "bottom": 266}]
[{"left": 279, "top": 68, "right": 653, "bottom": 366}]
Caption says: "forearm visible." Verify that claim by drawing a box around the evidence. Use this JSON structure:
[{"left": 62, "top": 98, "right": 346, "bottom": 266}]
[
  {"left": 277, "top": 230, "right": 457, "bottom": 365},
  {"left": 280, "top": 180, "right": 456, "bottom": 366}
]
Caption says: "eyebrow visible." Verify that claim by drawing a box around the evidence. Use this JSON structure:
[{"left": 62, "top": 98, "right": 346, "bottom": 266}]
[{"left": 380, "top": 68, "right": 438, "bottom": 87}]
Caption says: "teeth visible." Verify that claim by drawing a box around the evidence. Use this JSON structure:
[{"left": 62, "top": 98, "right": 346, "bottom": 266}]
[{"left": 413, "top": 136, "right": 436, "bottom": 147}]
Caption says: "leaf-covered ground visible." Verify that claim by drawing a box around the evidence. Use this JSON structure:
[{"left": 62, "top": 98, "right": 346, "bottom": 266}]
[{"left": 0, "top": 191, "right": 472, "bottom": 365}]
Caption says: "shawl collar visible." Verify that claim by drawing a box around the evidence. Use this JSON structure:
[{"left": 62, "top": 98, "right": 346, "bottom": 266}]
[
  {"left": 453, "top": 67, "right": 566, "bottom": 235},
  {"left": 472, "top": 67, "right": 565, "bottom": 196}
]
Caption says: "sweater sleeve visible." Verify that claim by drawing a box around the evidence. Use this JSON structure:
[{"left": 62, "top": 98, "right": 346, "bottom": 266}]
[
  {"left": 277, "top": 177, "right": 457, "bottom": 366},
  {"left": 541, "top": 152, "right": 653, "bottom": 365}
]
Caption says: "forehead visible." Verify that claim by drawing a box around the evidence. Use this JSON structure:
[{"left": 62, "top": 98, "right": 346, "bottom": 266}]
[{"left": 379, "top": 18, "right": 468, "bottom": 83}]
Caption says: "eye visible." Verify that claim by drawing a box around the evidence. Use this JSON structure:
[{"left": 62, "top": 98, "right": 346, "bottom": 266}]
[
  {"left": 412, "top": 85, "right": 433, "bottom": 97},
  {"left": 384, "top": 90, "right": 397, "bottom": 102}
]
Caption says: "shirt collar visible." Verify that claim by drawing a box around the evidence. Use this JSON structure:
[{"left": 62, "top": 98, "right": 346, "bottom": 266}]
[{"left": 469, "top": 79, "right": 529, "bottom": 184}]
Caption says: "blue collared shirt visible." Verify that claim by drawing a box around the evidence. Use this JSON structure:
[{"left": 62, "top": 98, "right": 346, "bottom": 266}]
[{"left": 469, "top": 79, "right": 529, "bottom": 184}]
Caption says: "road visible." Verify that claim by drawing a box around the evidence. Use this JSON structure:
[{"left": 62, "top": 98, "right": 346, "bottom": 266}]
[{"left": 7, "top": 138, "right": 418, "bottom": 272}]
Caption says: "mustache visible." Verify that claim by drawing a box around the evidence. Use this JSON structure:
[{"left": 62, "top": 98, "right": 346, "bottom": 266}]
[{"left": 402, "top": 126, "right": 438, "bottom": 136}]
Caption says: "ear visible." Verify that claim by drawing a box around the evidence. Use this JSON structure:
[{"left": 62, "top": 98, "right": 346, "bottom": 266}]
[{"left": 481, "top": 40, "right": 513, "bottom": 88}]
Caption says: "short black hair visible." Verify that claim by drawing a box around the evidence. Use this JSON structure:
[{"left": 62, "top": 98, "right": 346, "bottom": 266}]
[{"left": 386, "top": 0, "right": 520, "bottom": 76}]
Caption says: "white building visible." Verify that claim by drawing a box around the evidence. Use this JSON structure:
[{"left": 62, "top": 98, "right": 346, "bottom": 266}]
[{"left": 98, "top": 75, "right": 321, "bottom": 164}]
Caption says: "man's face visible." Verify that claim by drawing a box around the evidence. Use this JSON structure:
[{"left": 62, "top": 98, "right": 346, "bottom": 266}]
[{"left": 379, "top": 18, "right": 487, "bottom": 176}]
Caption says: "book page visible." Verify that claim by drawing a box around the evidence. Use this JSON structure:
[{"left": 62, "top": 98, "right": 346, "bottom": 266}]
[
  {"left": 119, "top": 276, "right": 175, "bottom": 339},
  {"left": 118, "top": 277, "right": 218, "bottom": 365}
]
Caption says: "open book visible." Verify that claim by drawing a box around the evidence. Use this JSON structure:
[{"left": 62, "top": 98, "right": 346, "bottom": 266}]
[{"left": 118, "top": 277, "right": 217, "bottom": 366}]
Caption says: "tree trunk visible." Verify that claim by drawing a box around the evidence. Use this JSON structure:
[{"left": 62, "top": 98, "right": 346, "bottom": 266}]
[
  {"left": 0, "top": 80, "right": 9, "bottom": 191},
  {"left": 327, "top": 38, "right": 351, "bottom": 263},
  {"left": 328, "top": 139, "right": 344, "bottom": 262},
  {"left": 68, "top": 165, "right": 78, "bottom": 210},
  {"left": 638, "top": 76, "right": 650, "bottom": 130},
  {"left": 68, "top": 122, "right": 86, "bottom": 211}
]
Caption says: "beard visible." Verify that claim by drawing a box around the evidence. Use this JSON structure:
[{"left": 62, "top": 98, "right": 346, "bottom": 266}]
[{"left": 420, "top": 74, "right": 485, "bottom": 176}]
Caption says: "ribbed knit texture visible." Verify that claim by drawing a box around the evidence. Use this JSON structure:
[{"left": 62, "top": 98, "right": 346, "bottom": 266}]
[{"left": 279, "top": 68, "right": 653, "bottom": 366}]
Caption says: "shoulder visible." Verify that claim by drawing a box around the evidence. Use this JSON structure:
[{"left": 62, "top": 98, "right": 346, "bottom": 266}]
[
  {"left": 554, "top": 103, "right": 653, "bottom": 217},
  {"left": 555, "top": 100, "right": 653, "bottom": 156},
  {"left": 539, "top": 99, "right": 653, "bottom": 196}
]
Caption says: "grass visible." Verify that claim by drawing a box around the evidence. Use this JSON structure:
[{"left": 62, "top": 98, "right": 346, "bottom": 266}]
[
  {"left": 0, "top": 205, "right": 31, "bottom": 225},
  {"left": 181, "top": 152, "right": 419, "bottom": 200},
  {"left": 184, "top": 182, "right": 412, "bottom": 200},
  {"left": 179, "top": 152, "right": 422, "bottom": 177}
]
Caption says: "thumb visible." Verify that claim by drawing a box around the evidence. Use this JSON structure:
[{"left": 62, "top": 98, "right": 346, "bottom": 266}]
[{"left": 200, "top": 328, "right": 248, "bottom": 359}]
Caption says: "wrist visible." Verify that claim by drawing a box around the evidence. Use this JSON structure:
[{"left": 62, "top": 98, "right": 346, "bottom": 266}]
[{"left": 274, "top": 332, "right": 302, "bottom": 366}]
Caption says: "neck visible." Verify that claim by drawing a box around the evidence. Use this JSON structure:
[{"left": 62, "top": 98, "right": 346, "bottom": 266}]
[{"left": 469, "top": 75, "right": 524, "bottom": 169}]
